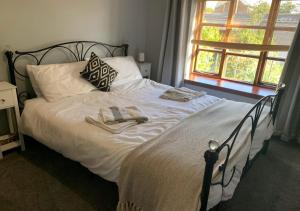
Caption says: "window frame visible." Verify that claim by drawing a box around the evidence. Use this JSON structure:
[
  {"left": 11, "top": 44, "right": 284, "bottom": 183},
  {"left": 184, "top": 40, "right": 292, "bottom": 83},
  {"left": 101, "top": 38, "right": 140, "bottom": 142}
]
[{"left": 190, "top": 0, "right": 297, "bottom": 88}]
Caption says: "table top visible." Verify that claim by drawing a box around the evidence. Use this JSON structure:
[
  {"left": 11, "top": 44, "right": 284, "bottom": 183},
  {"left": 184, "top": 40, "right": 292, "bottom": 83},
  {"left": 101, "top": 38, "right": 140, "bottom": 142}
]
[
  {"left": 137, "top": 62, "right": 151, "bottom": 65},
  {"left": 0, "top": 81, "right": 16, "bottom": 91}
]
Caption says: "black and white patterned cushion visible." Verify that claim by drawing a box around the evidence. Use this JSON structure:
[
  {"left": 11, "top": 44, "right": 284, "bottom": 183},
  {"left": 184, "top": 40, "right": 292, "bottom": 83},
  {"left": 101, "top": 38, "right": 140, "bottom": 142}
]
[{"left": 80, "top": 52, "right": 118, "bottom": 91}]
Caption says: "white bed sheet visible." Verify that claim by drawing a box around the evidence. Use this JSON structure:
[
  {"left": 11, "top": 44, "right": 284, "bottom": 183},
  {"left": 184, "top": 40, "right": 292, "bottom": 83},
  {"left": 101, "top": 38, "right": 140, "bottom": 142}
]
[
  {"left": 21, "top": 79, "right": 219, "bottom": 182},
  {"left": 20, "top": 79, "right": 272, "bottom": 184}
]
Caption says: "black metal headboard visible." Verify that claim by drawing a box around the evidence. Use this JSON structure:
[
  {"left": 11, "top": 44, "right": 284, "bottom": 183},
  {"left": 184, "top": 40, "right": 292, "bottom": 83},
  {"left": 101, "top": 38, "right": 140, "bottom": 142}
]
[{"left": 5, "top": 41, "right": 129, "bottom": 108}]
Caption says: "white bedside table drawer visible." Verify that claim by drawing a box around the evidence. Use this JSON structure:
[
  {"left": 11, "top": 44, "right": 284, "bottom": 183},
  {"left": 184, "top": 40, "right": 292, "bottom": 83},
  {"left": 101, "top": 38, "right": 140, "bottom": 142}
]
[
  {"left": 141, "top": 68, "right": 150, "bottom": 75},
  {"left": 137, "top": 62, "right": 151, "bottom": 79},
  {"left": 0, "top": 90, "right": 14, "bottom": 108},
  {"left": 0, "top": 81, "right": 25, "bottom": 159}
]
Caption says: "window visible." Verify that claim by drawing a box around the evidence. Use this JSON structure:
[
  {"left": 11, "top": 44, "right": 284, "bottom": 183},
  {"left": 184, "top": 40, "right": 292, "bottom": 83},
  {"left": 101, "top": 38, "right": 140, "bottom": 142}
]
[{"left": 190, "top": 0, "right": 300, "bottom": 87}]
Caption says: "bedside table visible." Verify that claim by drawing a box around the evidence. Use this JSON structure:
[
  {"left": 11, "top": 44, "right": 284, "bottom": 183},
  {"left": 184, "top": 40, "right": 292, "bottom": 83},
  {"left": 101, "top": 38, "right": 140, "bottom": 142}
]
[
  {"left": 0, "top": 82, "right": 25, "bottom": 159},
  {"left": 137, "top": 62, "right": 151, "bottom": 79}
]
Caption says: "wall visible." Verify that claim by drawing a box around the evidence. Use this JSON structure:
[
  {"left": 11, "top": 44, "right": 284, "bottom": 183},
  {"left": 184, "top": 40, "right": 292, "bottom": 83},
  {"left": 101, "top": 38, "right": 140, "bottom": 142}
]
[
  {"left": 144, "top": 0, "right": 168, "bottom": 81},
  {"left": 0, "top": 0, "right": 147, "bottom": 81},
  {"left": 0, "top": 0, "right": 147, "bottom": 134}
]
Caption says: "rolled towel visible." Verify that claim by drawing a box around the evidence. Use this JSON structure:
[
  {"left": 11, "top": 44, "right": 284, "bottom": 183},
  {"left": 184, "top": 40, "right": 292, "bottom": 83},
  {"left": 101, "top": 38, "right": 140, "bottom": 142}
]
[
  {"left": 160, "top": 87, "right": 206, "bottom": 102},
  {"left": 101, "top": 106, "right": 148, "bottom": 125},
  {"left": 86, "top": 117, "right": 137, "bottom": 134}
]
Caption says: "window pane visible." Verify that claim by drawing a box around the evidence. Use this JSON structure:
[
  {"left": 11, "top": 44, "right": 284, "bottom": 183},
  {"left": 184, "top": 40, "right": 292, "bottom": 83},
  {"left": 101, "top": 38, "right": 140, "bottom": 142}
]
[
  {"left": 203, "top": 1, "right": 229, "bottom": 24},
  {"left": 262, "top": 59, "right": 285, "bottom": 84},
  {"left": 268, "top": 51, "right": 288, "bottom": 59},
  {"left": 224, "top": 55, "right": 258, "bottom": 83},
  {"left": 195, "top": 50, "right": 222, "bottom": 74},
  {"left": 272, "top": 30, "right": 295, "bottom": 45},
  {"left": 227, "top": 49, "right": 260, "bottom": 56},
  {"left": 276, "top": 0, "right": 300, "bottom": 27},
  {"left": 233, "top": 0, "right": 271, "bottom": 26},
  {"left": 228, "top": 28, "right": 265, "bottom": 44},
  {"left": 201, "top": 26, "right": 225, "bottom": 41}
]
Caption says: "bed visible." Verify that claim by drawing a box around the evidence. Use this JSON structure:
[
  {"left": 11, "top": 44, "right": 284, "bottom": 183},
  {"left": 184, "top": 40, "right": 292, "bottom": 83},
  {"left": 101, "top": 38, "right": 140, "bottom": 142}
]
[{"left": 5, "top": 41, "right": 284, "bottom": 211}]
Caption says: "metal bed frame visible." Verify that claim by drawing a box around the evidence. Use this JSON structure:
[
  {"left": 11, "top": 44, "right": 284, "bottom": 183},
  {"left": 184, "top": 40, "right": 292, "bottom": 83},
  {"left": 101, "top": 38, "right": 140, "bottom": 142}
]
[
  {"left": 5, "top": 41, "right": 128, "bottom": 108},
  {"left": 5, "top": 41, "right": 285, "bottom": 211},
  {"left": 200, "top": 84, "right": 284, "bottom": 210}
]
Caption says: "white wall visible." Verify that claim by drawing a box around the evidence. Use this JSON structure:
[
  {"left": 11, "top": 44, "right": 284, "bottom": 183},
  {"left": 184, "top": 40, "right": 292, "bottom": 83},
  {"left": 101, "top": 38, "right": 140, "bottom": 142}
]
[
  {"left": 0, "top": 0, "right": 147, "bottom": 134},
  {"left": 0, "top": 0, "right": 147, "bottom": 81},
  {"left": 145, "top": 0, "right": 168, "bottom": 81}
]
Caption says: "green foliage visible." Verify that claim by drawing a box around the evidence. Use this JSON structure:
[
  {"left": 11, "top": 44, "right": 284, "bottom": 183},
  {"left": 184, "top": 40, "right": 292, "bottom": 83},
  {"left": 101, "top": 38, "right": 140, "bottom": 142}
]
[
  {"left": 224, "top": 56, "right": 257, "bottom": 83},
  {"left": 230, "top": 29, "right": 264, "bottom": 44},
  {"left": 249, "top": 1, "right": 270, "bottom": 25},
  {"left": 280, "top": 1, "right": 296, "bottom": 13},
  {"left": 201, "top": 26, "right": 222, "bottom": 42},
  {"left": 196, "top": 51, "right": 220, "bottom": 74},
  {"left": 204, "top": 7, "right": 214, "bottom": 13},
  {"left": 197, "top": 27, "right": 222, "bottom": 74},
  {"left": 262, "top": 60, "right": 284, "bottom": 84}
]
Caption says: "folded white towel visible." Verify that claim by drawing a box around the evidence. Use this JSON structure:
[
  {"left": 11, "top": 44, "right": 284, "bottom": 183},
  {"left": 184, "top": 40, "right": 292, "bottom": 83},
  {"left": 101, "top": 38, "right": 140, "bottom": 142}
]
[
  {"left": 86, "top": 117, "right": 137, "bottom": 134},
  {"left": 160, "top": 87, "right": 206, "bottom": 102},
  {"left": 101, "top": 106, "right": 148, "bottom": 125},
  {"left": 86, "top": 106, "right": 148, "bottom": 134}
]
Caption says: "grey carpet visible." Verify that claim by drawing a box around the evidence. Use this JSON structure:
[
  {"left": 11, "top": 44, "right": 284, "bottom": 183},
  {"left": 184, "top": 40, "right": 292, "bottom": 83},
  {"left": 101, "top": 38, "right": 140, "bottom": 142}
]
[{"left": 0, "top": 137, "right": 299, "bottom": 211}]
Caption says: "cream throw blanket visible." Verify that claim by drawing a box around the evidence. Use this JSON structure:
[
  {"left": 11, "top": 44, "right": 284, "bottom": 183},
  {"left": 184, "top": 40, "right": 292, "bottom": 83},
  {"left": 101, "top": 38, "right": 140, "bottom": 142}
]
[{"left": 117, "top": 100, "right": 270, "bottom": 211}]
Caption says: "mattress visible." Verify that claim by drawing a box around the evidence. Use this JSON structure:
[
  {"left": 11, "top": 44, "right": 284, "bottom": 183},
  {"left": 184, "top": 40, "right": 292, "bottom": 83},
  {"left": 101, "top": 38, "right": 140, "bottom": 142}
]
[{"left": 20, "top": 79, "right": 272, "bottom": 183}]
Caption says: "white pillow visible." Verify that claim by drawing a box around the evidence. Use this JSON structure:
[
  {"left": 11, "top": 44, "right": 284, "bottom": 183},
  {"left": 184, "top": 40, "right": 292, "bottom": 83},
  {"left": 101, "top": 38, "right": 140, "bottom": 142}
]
[
  {"left": 29, "top": 61, "right": 96, "bottom": 102},
  {"left": 101, "top": 56, "right": 142, "bottom": 88},
  {"left": 26, "top": 66, "right": 43, "bottom": 97}
]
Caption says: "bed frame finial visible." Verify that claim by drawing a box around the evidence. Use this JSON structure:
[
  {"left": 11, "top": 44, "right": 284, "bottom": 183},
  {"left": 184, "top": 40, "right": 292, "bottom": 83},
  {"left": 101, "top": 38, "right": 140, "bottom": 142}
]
[{"left": 271, "top": 83, "right": 286, "bottom": 124}]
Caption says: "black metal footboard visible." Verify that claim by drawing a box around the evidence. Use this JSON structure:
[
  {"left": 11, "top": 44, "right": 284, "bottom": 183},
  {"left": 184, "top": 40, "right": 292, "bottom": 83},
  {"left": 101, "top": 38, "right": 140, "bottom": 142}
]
[{"left": 199, "top": 84, "right": 285, "bottom": 211}]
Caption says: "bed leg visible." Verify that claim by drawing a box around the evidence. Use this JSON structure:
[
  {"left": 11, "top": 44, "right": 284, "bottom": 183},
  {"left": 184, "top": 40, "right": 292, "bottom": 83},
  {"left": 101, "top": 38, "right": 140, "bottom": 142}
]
[
  {"left": 200, "top": 150, "right": 219, "bottom": 211},
  {"left": 262, "top": 139, "right": 270, "bottom": 155}
]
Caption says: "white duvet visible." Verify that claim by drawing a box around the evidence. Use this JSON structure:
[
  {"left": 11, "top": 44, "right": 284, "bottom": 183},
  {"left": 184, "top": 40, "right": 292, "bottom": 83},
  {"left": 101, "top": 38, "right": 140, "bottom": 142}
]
[
  {"left": 21, "top": 79, "right": 220, "bottom": 182},
  {"left": 20, "top": 79, "right": 272, "bottom": 183}
]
